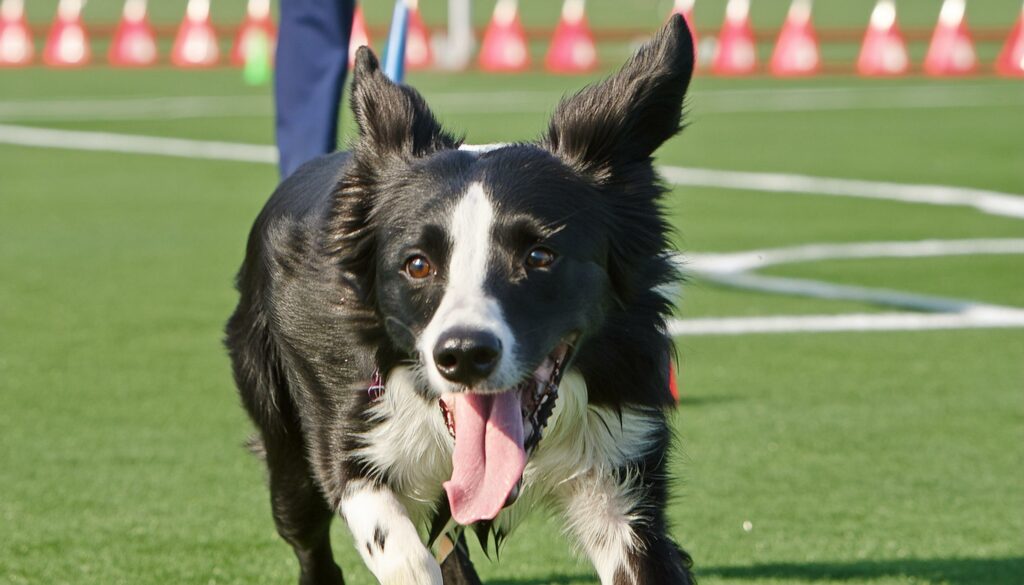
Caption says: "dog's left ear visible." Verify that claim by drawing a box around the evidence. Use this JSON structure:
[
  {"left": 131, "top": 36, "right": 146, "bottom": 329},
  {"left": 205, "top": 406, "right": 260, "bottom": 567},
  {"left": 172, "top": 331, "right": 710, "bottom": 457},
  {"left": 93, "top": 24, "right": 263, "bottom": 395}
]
[
  {"left": 349, "top": 47, "right": 459, "bottom": 160},
  {"left": 543, "top": 15, "right": 694, "bottom": 180}
]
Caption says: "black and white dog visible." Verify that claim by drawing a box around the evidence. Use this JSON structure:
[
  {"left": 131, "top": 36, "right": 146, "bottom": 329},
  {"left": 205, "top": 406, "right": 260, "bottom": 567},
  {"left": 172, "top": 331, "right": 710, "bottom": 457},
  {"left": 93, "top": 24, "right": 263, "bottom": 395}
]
[{"left": 226, "top": 15, "right": 696, "bottom": 585}]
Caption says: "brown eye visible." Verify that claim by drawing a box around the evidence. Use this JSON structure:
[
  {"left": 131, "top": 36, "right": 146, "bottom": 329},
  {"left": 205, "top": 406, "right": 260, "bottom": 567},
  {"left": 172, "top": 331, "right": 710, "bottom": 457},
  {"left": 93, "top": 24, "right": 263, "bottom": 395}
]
[
  {"left": 404, "top": 255, "right": 433, "bottom": 279},
  {"left": 525, "top": 246, "right": 557, "bottom": 269}
]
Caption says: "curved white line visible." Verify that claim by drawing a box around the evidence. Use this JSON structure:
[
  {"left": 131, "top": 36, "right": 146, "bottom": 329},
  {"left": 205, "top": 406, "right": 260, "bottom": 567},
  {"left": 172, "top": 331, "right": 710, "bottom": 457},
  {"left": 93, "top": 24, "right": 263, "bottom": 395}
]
[
  {"left": 675, "top": 239, "right": 1024, "bottom": 331},
  {"left": 667, "top": 308, "right": 1024, "bottom": 336},
  {"left": 659, "top": 166, "right": 1024, "bottom": 219},
  {"left": 1, "top": 124, "right": 1020, "bottom": 334},
  {"left": 685, "top": 239, "right": 1024, "bottom": 274}
]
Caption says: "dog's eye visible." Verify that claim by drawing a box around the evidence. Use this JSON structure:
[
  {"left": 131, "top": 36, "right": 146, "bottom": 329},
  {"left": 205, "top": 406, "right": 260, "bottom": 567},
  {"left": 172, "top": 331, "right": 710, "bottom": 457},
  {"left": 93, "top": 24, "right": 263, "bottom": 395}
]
[
  {"left": 404, "top": 255, "right": 433, "bottom": 279},
  {"left": 525, "top": 246, "right": 557, "bottom": 269}
]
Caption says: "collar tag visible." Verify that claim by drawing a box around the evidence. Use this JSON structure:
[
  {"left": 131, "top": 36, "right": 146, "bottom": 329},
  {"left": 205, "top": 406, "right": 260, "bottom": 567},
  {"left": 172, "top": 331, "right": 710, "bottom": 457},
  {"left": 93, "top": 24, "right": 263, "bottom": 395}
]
[{"left": 367, "top": 368, "right": 385, "bottom": 401}]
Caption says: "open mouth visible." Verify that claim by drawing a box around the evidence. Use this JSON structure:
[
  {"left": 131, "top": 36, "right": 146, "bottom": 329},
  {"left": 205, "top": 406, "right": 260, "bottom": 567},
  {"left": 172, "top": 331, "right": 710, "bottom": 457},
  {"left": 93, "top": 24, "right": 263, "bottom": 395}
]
[{"left": 438, "top": 336, "right": 575, "bottom": 525}]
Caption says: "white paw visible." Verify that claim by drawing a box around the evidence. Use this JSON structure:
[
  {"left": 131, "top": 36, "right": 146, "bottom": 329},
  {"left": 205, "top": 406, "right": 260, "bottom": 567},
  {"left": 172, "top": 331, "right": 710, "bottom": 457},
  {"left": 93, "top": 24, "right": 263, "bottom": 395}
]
[
  {"left": 378, "top": 545, "right": 442, "bottom": 585},
  {"left": 341, "top": 483, "right": 443, "bottom": 585}
]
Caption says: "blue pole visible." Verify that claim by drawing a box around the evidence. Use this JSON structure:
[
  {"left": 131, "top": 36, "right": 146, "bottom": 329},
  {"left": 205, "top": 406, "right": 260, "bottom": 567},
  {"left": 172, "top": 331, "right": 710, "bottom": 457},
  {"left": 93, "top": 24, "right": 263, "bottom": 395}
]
[{"left": 383, "top": 0, "right": 409, "bottom": 82}]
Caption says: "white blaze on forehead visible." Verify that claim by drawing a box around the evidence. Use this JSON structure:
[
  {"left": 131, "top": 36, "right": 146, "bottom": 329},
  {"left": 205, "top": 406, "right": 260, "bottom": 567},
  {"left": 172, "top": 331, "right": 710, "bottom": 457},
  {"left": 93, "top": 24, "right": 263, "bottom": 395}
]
[
  {"left": 418, "top": 182, "right": 518, "bottom": 392},
  {"left": 449, "top": 182, "right": 493, "bottom": 294}
]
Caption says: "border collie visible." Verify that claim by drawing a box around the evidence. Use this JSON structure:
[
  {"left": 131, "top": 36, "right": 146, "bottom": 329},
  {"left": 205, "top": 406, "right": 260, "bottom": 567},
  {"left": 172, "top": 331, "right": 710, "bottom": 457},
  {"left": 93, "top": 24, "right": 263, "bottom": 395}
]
[{"left": 226, "top": 16, "right": 696, "bottom": 585}]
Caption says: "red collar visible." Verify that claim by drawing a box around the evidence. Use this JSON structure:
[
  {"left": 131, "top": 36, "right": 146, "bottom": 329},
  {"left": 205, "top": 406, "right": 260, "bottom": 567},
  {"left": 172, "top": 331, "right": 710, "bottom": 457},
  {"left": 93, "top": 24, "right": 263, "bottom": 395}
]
[{"left": 367, "top": 368, "right": 385, "bottom": 401}]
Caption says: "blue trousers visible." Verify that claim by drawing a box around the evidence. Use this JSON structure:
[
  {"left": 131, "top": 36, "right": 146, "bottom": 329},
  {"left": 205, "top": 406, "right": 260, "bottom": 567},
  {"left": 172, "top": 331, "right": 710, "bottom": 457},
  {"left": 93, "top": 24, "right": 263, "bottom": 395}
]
[{"left": 274, "top": 0, "right": 356, "bottom": 179}]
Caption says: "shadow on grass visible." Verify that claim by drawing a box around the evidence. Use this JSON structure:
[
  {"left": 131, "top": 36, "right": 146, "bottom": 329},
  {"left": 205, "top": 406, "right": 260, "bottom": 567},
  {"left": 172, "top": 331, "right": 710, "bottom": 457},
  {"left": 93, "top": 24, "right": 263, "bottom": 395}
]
[
  {"left": 489, "top": 573, "right": 594, "bottom": 585},
  {"left": 701, "top": 556, "right": 1024, "bottom": 584}
]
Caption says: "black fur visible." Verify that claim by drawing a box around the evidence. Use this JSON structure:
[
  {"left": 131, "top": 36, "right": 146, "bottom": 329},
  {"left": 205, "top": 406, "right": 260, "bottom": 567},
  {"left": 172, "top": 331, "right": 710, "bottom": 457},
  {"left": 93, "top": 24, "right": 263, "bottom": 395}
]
[
  {"left": 226, "top": 16, "right": 696, "bottom": 585},
  {"left": 440, "top": 533, "right": 484, "bottom": 585}
]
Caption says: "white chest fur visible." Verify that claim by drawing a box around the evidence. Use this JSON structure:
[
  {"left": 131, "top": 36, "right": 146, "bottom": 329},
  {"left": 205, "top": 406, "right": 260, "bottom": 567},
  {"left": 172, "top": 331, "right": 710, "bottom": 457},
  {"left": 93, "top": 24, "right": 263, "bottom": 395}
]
[{"left": 353, "top": 366, "right": 662, "bottom": 538}]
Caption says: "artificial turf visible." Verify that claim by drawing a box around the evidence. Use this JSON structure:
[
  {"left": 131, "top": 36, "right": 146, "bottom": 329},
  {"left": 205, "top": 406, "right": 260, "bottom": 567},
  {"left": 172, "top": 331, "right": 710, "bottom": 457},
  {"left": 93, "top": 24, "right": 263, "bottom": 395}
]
[{"left": 2, "top": 2, "right": 1023, "bottom": 584}]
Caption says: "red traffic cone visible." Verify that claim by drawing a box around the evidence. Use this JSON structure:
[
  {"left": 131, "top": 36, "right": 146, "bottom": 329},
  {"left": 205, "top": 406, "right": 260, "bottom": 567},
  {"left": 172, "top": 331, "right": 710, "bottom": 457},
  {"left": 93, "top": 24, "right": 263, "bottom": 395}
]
[
  {"left": 109, "top": 0, "right": 157, "bottom": 67},
  {"left": 770, "top": 0, "right": 819, "bottom": 76},
  {"left": 348, "top": 5, "right": 370, "bottom": 67},
  {"left": 668, "top": 0, "right": 698, "bottom": 59},
  {"left": 0, "top": 0, "right": 33, "bottom": 67},
  {"left": 405, "top": 0, "right": 433, "bottom": 70},
  {"left": 857, "top": 0, "right": 908, "bottom": 76},
  {"left": 924, "top": 0, "right": 976, "bottom": 76},
  {"left": 44, "top": 0, "right": 90, "bottom": 67},
  {"left": 479, "top": 0, "right": 529, "bottom": 72},
  {"left": 232, "top": 0, "right": 275, "bottom": 67},
  {"left": 712, "top": 0, "right": 756, "bottom": 75},
  {"left": 997, "top": 2, "right": 1024, "bottom": 77},
  {"left": 172, "top": 0, "right": 219, "bottom": 68},
  {"left": 545, "top": 0, "right": 597, "bottom": 74}
]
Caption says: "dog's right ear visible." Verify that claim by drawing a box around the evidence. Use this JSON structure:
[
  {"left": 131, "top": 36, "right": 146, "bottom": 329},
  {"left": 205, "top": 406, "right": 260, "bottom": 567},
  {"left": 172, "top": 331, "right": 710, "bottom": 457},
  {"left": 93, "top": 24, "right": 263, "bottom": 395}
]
[{"left": 349, "top": 47, "right": 459, "bottom": 160}]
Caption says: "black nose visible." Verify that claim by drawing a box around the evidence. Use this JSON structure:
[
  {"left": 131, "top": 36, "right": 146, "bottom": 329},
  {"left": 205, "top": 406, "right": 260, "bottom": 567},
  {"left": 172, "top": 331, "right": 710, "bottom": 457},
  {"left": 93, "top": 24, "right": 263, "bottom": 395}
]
[{"left": 433, "top": 328, "right": 502, "bottom": 385}]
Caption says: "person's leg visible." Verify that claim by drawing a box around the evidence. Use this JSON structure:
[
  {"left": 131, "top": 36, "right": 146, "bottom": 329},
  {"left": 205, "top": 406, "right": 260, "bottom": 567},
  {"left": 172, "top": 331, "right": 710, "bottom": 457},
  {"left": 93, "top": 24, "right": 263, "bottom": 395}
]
[{"left": 274, "top": 0, "right": 356, "bottom": 179}]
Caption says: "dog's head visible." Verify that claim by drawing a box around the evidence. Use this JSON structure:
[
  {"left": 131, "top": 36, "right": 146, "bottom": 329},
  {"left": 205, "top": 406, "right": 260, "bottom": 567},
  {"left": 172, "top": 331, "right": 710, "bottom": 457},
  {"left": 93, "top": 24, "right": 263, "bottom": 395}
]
[{"left": 329, "top": 16, "right": 694, "bottom": 524}]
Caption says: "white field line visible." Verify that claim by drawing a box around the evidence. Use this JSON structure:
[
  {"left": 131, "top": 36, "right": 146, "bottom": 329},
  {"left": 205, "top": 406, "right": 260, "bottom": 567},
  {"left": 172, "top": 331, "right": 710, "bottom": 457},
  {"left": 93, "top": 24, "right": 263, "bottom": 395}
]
[
  {"left": 686, "top": 239, "right": 1024, "bottom": 274},
  {"left": 694, "top": 272, "right": 984, "bottom": 313},
  {"left": 675, "top": 239, "right": 1024, "bottom": 329},
  {"left": 667, "top": 307, "right": 1024, "bottom": 336},
  {"left": 1, "top": 124, "right": 1022, "bottom": 334},
  {"left": 3, "top": 124, "right": 1021, "bottom": 221},
  {"left": 668, "top": 239, "right": 1024, "bottom": 313},
  {"left": 1, "top": 84, "right": 1021, "bottom": 121},
  {"left": 660, "top": 166, "right": 1024, "bottom": 219},
  {"left": 0, "top": 124, "right": 277, "bottom": 164},
  {"left": 668, "top": 242, "right": 1024, "bottom": 329}
]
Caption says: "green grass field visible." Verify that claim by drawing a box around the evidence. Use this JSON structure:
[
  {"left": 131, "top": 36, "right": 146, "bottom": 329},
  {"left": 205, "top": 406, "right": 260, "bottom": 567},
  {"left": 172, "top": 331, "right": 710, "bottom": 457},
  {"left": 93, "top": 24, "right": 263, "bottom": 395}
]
[{"left": 2, "top": 2, "right": 1024, "bottom": 584}]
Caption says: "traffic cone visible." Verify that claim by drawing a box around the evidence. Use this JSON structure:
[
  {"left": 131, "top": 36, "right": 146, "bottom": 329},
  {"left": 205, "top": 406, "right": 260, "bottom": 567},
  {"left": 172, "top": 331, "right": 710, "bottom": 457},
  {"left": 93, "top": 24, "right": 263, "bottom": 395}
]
[
  {"left": 857, "top": 0, "right": 908, "bottom": 76},
  {"left": 0, "top": 0, "right": 33, "bottom": 67},
  {"left": 996, "top": 2, "right": 1024, "bottom": 77},
  {"left": 770, "top": 0, "right": 819, "bottom": 76},
  {"left": 712, "top": 0, "right": 756, "bottom": 75},
  {"left": 479, "top": 0, "right": 529, "bottom": 72},
  {"left": 668, "top": 0, "right": 698, "bottom": 59},
  {"left": 405, "top": 0, "right": 433, "bottom": 69},
  {"left": 545, "top": 0, "right": 597, "bottom": 73},
  {"left": 924, "top": 0, "right": 976, "bottom": 76},
  {"left": 349, "top": 5, "right": 370, "bottom": 67},
  {"left": 44, "top": 0, "right": 90, "bottom": 67},
  {"left": 232, "top": 0, "right": 275, "bottom": 67},
  {"left": 171, "top": 0, "right": 219, "bottom": 68},
  {"left": 108, "top": 0, "right": 157, "bottom": 67}
]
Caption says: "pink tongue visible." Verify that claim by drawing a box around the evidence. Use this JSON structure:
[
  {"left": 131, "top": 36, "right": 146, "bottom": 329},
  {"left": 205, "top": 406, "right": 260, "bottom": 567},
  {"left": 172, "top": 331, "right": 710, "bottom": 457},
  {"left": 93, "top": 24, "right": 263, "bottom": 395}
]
[{"left": 443, "top": 391, "right": 526, "bottom": 525}]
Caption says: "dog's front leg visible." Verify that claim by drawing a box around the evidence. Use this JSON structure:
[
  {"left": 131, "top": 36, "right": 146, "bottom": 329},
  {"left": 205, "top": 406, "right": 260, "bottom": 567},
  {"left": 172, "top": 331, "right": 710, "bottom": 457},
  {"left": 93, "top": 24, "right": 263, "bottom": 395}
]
[
  {"left": 560, "top": 470, "right": 695, "bottom": 585},
  {"left": 339, "top": 480, "right": 442, "bottom": 585}
]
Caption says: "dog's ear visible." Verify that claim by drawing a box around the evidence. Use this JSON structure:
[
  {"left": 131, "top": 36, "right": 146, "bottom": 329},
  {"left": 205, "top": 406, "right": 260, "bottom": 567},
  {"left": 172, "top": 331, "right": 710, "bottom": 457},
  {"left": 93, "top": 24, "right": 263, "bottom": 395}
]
[
  {"left": 349, "top": 47, "right": 459, "bottom": 159},
  {"left": 543, "top": 15, "right": 694, "bottom": 180}
]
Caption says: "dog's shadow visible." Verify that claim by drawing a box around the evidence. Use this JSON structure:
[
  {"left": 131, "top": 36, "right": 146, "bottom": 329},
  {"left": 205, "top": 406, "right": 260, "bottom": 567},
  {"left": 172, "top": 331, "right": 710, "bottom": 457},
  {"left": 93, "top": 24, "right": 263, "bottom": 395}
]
[
  {"left": 700, "top": 556, "right": 1024, "bottom": 585},
  {"left": 488, "top": 574, "right": 595, "bottom": 585},
  {"left": 488, "top": 557, "right": 1023, "bottom": 584}
]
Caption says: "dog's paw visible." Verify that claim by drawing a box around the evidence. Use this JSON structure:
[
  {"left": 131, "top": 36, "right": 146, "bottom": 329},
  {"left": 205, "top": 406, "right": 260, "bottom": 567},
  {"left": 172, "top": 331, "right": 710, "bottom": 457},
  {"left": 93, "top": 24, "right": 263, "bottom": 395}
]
[{"left": 378, "top": 546, "right": 442, "bottom": 585}]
